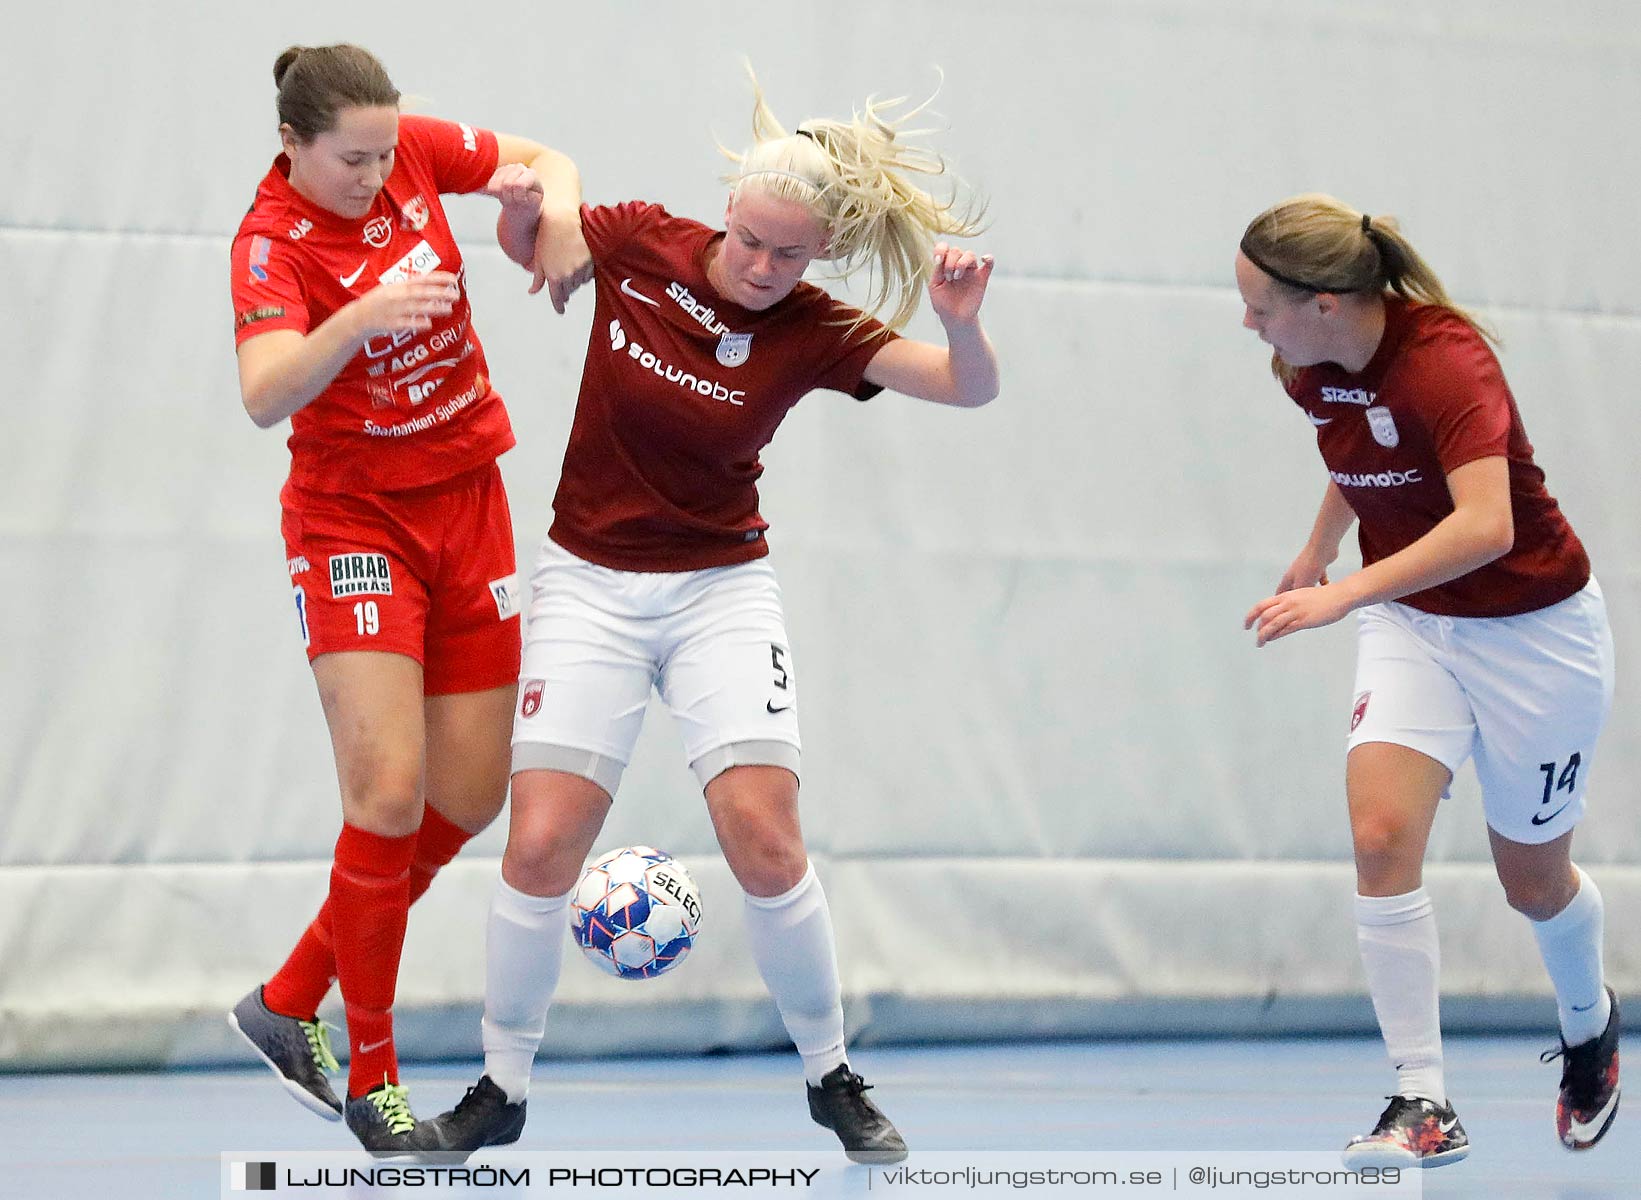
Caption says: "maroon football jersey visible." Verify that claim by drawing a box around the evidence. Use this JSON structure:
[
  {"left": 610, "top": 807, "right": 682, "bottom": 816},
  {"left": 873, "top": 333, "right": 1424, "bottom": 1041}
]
[
  {"left": 1286, "top": 296, "right": 1588, "bottom": 616},
  {"left": 548, "top": 202, "right": 899, "bottom": 571}
]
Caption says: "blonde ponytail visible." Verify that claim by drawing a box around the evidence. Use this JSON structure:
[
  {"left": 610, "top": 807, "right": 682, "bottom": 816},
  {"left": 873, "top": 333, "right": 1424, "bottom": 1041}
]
[{"left": 1241, "top": 193, "right": 1497, "bottom": 341}]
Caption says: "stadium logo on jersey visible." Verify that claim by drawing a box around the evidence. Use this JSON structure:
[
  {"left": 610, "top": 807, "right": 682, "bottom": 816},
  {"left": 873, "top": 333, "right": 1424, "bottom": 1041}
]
[
  {"left": 248, "top": 235, "right": 272, "bottom": 283},
  {"left": 400, "top": 194, "right": 430, "bottom": 232},
  {"left": 329, "top": 553, "right": 393, "bottom": 598},
  {"left": 608, "top": 320, "right": 746, "bottom": 406},
  {"left": 378, "top": 240, "right": 442, "bottom": 286},
  {"left": 1351, "top": 690, "right": 1372, "bottom": 732},
  {"left": 1319, "top": 386, "right": 1376, "bottom": 406},
  {"left": 489, "top": 574, "right": 521, "bottom": 620},
  {"left": 520, "top": 678, "right": 545, "bottom": 719},
  {"left": 717, "top": 332, "right": 753, "bottom": 368},
  {"left": 1366, "top": 405, "right": 1400, "bottom": 448},
  {"left": 363, "top": 216, "right": 393, "bottom": 248},
  {"left": 1329, "top": 467, "right": 1423, "bottom": 489},
  {"left": 667, "top": 282, "right": 731, "bottom": 336},
  {"left": 288, "top": 218, "right": 313, "bottom": 240}
]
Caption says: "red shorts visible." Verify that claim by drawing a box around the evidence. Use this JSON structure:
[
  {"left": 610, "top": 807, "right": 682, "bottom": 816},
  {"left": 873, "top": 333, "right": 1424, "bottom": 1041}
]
[{"left": 280, "top": 463, "right": 521, "bottom": 696}]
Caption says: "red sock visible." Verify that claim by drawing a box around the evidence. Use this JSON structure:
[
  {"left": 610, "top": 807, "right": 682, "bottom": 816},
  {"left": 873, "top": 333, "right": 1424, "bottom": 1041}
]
[
  {"left": 409, "top": 805, "right": 474, "bottom": 903},
  {"left": 328, "top": 823, "right": 416, "bottom": 1098},
  {"left": 263, "top": 808, "right": 475, "bottom": 1021},
  {"left": 261, "top": 902, "right": 337, "bottom": 1021}
]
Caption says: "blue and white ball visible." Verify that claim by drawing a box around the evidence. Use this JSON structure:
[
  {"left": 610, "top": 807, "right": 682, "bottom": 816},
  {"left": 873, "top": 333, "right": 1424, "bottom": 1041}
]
[{"left": 570, "top": 846, "right": 702, "bottom": 979}]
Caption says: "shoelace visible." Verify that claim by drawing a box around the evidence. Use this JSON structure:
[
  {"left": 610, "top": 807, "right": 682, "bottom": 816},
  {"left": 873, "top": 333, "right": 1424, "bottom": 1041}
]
[
  {"left": 833, "top": 1071, "right": 881, "bottom": 1116},
  {"left": 453, "top": 1081, "right": 496, "bottom": 1117},
  {"left": 1368, "top": 1095, "right": 1439, "bottom": 1134},
  {"left": 302, "top": 1019, "right": 341, "bottom": 1074},
  {"left": 1541, "top": 1042, "right": 1606, "bottom": 1108},
  {"left": 369, "top": 1082, "right": 418, "bottom": 1135}
]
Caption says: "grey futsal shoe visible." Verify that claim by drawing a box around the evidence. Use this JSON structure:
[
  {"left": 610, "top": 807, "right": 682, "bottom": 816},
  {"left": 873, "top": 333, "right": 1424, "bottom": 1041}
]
[
  {"left": 229, "top": 986, "right": 343, "bottom": 1120},
  {"left": 807, "top": 1064, "right": 908, "bottom": 1163},
  {"left": 344, "top": 1082, "right": 445, "bottom": 1158},
  {"left": 424, "top": 1074, "right": 528, "bottom": 1160}
]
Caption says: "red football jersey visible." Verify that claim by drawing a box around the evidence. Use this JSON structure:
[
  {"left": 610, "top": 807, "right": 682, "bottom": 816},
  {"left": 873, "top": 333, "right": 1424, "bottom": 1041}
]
[
  {"left": 548, "top": 202, "right": 900, "bottom": 571},
  {"left": 1287, "top": 296, "right": 1588, "bottom": 616},
  {"left": 230, "top": 114, "right": 513, "bottom": 494}
]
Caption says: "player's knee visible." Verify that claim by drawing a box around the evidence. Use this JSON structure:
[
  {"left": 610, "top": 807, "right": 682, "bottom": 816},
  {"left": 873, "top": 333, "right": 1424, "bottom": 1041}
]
[
  {"left": 1498, "top": 872, "right": 1573, "bottom": 922},
  {"left": 1349, "top": 811, "right": 1420, "bottom": 879},
  {"left": 502, "top": 812, "right": 591, "bottom": 896},
  {"left": 337, "top": 761, "right": 424, "bottom": 833},
  {"left": 501, "top": 838, "right": 583, "bottom": 897},
  {"left": 721, "top": 814, "right": 806, "bottom": 897}
]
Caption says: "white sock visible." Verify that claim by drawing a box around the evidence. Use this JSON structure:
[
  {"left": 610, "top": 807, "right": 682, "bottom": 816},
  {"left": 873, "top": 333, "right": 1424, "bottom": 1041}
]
[
  {"left": 480, "top": 876, "right": 573, "bottom": 1103},
  {"left": 1530, "top": 865, "right": 1610, "bottom": 1046},
  {"left": 742, "top": 861, "right": 848, "bottom": 1085},
  {"left": 1356, "top": 889, "right": 1445, "bottom": 1105}
]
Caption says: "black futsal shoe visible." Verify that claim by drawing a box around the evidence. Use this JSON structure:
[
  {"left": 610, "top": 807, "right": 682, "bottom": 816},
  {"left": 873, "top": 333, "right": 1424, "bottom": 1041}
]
[
  {"left": 807, "top": 1064, "right": 908, "bottom": 1163},
  {"left": 344, "top": 1082, "right": 445, "bottom": 1158},
  {"left": 228, "top": 985, "right": 343, "bottom": 1120},
  {"left": 1546, "top": 986, "right": 1621, "bottom": 1150},
  {"left": 424, "top": 1075, "right": 528, "bottom": 1160},
  {"left": 1341, "top": 1095, "right": 1470, "bottom": 1168}
]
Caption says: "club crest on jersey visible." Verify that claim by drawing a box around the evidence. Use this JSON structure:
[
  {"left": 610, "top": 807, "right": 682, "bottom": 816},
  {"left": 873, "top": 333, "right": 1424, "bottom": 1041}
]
[
  {"left": 400, "top": 194, "right": 430, "bottom": 231},
  {"left": 364, "top": 216, "right": 393, "bottom": 248},
  {"left": 329, "top": 553, "right": 393, "bottom": 598},
  {"left": 1366, "top": 405, "right": 1399, "bottom": 448},
  {"left": 1351, "top": 690, "right": 1372, "bottom": 732},
  {"left": 717, "top": 332, "right": 753, "bottom": 368}
]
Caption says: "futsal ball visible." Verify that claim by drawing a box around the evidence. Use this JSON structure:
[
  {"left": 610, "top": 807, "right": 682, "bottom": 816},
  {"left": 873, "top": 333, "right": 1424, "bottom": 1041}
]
[{"left": 570, "top": 846, "right": 702, "bottom": 979}]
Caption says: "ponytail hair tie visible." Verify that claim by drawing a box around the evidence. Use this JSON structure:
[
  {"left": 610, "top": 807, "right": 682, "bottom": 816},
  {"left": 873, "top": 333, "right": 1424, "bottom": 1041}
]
[{"left": 1361, "top": 213, "right": 1373, "bottom": 234}]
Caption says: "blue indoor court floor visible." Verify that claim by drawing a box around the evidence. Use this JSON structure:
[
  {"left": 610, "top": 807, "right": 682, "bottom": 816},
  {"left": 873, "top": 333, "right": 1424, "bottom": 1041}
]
[{"left": 2, "top": 1037, "right": 1633, "bottom": 1199}]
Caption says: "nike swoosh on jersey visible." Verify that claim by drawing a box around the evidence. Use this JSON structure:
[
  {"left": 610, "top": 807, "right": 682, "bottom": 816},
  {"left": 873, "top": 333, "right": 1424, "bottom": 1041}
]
[
  {"left": 1308, "top": 414, "right": 1333, "bottom": 426},
  {"left": 620, "top": 277, "right": 660, "bottom": 306},
  {"left": 340, "top": 262, "right": 368, "bottom": 288},
  {"left": 1568, "top": 1089, "right": 1620, "bottom": 1143}
]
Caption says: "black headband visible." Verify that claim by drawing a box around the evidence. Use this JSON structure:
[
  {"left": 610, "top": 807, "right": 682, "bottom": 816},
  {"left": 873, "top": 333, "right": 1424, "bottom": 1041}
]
[
  {"left": 1239, "top": 235, "right": 1332, "bottom": 294},
  {"left": 1239, "top": 227, "right": 1383, "bottom": 295}
]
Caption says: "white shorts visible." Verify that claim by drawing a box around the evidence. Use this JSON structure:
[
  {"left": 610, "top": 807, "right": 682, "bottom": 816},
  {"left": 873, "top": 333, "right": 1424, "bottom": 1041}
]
[
  {"left": 1346, "top": 578, "right": 1614, "bottom": 844},
  {"left": 511, "top": 538, "right": 801, "bottom": 797}
]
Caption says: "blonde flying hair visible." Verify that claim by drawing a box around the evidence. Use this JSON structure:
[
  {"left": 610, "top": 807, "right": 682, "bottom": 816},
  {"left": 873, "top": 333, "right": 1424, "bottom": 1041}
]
[
  {"left": 720, "top": 68, "right": 986, "bottom": 333},
  {"left": 1240, "top": 193, "right": 1496, "bottom": 382}
]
